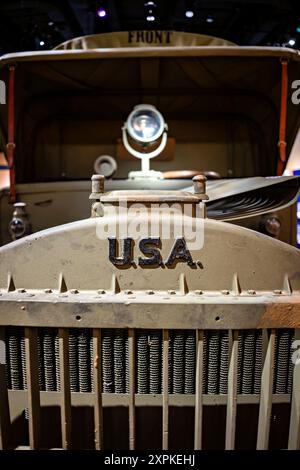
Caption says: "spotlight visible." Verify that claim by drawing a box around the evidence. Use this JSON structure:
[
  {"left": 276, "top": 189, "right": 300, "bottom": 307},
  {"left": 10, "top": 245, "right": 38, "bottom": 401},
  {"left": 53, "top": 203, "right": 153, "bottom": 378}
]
[
  {"left": 146, "top": 15, "right": 155, "bottom": 21},
  {"left": 97, "top": 7, "right": 107, "bottom": 18},
  {"left": 39, "top": 40, "right": 45, "bottom": 46},
  {"left": 206, "top": 15, "right": 214, "bottom": 23},
  {"left": 288, "top": 38, "right": 296, "bottom": 46},
  {"left": 185, "top": 10, "right": 194, "bottom": 18},
  {"left": 122, "top": 104, "right": 168, "bottom": 178},
  {"left": 144, "top": 1, "right": 156, "bottom": 5}
]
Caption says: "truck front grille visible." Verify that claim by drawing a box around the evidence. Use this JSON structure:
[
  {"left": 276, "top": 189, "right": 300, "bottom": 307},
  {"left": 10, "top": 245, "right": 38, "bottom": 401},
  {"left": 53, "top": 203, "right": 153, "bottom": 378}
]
[
  {"left": 1, "top": 325, "right": 298, "bottom": 450},
  {"left": 4, "top": 327, "right": 294, "bottom": 396}
]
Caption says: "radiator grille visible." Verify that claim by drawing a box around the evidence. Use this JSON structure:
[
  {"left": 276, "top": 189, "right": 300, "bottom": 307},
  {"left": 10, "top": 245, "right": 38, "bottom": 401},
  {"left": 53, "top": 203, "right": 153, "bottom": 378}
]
[{"left": 4, "top": 327, "right": 295, "bottom": 395}]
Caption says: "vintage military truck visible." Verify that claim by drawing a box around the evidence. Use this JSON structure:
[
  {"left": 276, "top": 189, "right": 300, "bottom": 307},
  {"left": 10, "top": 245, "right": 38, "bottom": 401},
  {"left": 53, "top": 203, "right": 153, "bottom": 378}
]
[{"left": 0, "top": 31, "right": 299, "bottom": 450}]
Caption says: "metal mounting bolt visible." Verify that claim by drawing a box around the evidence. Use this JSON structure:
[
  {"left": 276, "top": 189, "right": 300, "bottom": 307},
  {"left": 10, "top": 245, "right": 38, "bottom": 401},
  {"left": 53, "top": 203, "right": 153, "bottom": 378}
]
[
  {"left": 221, "top": 289, "right": 230, "bottom": 295},
  {"left": 168, "top": 290, "right": 176, "bottom": 295},
  {"left": 193, "top": 174, "right": 207, "bottom": 194},
  {"left": 247, "top": 290, "right": 256, "bottom": 295},
  {"left": 91, "top": 174, "right": 105, "bottom": 194}
]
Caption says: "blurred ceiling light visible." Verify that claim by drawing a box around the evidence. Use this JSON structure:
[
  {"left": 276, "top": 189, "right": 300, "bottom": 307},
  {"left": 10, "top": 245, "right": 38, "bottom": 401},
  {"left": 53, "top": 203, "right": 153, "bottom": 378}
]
[{"left": 185, "top": 10, "right": 194, "bottom": 18}]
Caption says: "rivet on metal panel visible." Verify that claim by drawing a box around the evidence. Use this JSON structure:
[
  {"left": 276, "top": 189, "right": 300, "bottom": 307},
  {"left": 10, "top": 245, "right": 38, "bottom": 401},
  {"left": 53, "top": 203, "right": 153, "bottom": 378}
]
[{"left": 146, "top": 290, "right": 155, "bottom": 295}]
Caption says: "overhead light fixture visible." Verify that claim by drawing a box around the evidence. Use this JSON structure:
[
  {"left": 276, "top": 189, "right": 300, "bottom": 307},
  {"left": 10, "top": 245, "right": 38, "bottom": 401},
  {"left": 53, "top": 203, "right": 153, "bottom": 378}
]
[
  {"left": 288, "top": 38, "right": 296, "bottom": 46},
  {"left": 206, "top": 15, "right": 214, "bottom": 23},
  {"left": 146, "top": 15, "right": 155, "bottom": 21},
  {"left": 122, "top": 104, "right": 168, "bottom": 179},
  {"left": 145, "top": 1, "right": 156, "bottom": 5},
  {"left": 97, "top": 7, "right": 107, "bottom": 18},
  {"left": 185, "top": 10, "right": 194, "bottom": 18}
]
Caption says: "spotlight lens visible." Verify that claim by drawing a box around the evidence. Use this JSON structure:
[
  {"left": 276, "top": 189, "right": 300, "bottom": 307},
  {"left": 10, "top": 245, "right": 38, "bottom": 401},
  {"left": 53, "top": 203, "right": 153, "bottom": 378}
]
[
  {"left": 127, "top": 105, "right": 165, "bottom": 143},
  {"left": 146, "top": 15, "right": 155, "bottom": 21},
  {"left": 288, "top": 38, "right": 296, "bottom": 46}
]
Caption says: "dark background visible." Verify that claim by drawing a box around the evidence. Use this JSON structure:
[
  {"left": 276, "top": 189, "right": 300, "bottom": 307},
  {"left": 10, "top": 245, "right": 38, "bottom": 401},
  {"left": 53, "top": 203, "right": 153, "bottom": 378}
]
[{"left": 0, "top": 0, "right": 299, "bottom": 54}]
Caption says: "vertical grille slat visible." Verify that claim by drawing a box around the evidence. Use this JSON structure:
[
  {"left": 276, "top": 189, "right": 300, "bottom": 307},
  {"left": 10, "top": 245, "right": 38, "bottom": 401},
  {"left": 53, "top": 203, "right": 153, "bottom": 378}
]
[
  {"left": 128, "top": 329, "right": 136, "bottom": 450},
  {"left": 194, "top": 330, "right": 204, "bottom": 450},
  {"left": 93, "top": 329, "right": 103, "bottom": 450},
  {"left": 225, "top": 330, "right": 238, "bottom": 450},
  {"left": 256, "top": 330, "right": 276, "bottom": 450},
  {"left": 58, "top": 328, "right": 72, "bottom": 450},
  {"left": 162, "top": 329, "right": 169, "bottom": 450},
  {"left": 25, "top": 327, "right": 41, "bottom": 450}
]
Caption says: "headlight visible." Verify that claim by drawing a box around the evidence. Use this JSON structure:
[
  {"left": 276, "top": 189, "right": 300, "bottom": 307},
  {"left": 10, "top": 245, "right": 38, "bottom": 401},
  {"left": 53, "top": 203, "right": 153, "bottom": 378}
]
[{"left": 126, "top": 105, "right": 165, "bottom": 144}]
